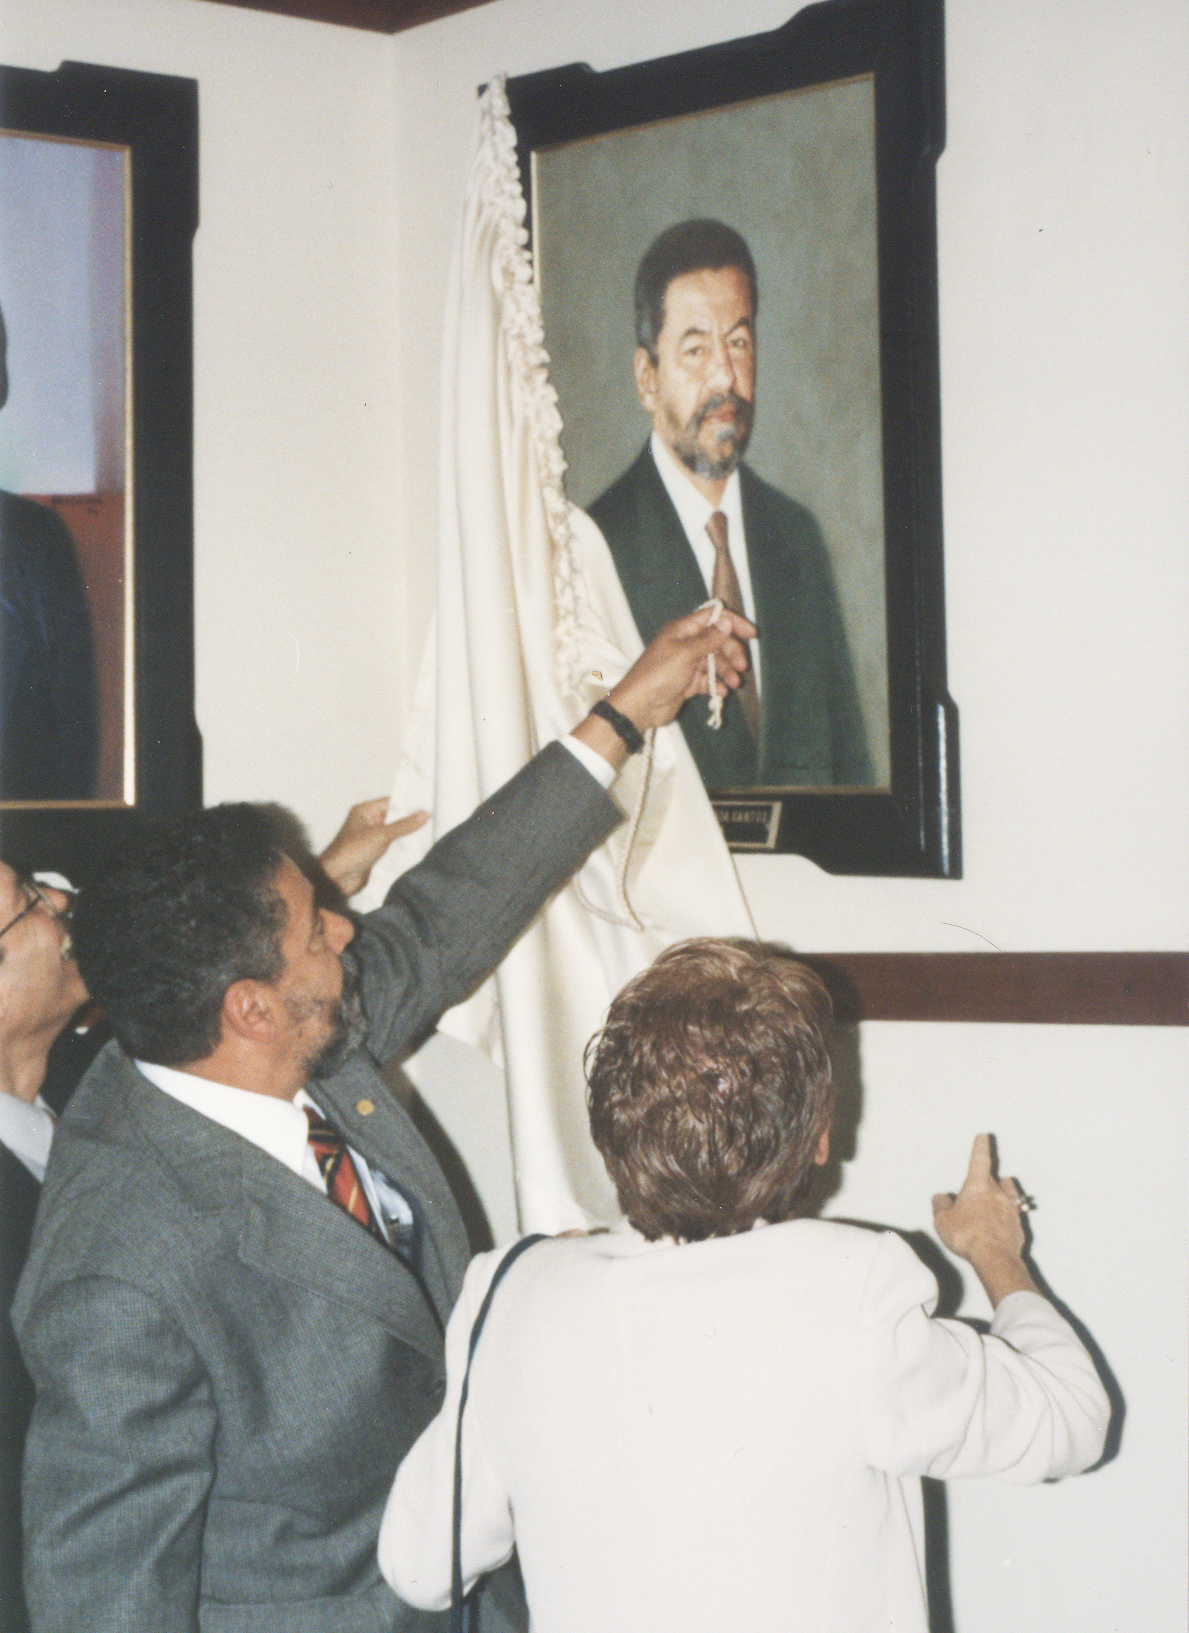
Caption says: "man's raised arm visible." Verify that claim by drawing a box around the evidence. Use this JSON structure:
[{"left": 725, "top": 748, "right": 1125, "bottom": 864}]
[{"left": 353, "top": 608, "right": 755, "bottom": 1063}]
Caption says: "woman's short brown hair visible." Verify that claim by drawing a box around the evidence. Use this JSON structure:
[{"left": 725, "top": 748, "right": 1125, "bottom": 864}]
[{"left": 586, "top": 939, "right": 833, "bottom": 1241}]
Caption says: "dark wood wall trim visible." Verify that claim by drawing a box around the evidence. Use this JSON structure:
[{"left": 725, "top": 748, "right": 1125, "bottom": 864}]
[
  {"left": 197, "top": 0, "right": 496, "bottom": 33},
  {"left": 801, "top": 952, "right": 1189, "bottom": 1026}
]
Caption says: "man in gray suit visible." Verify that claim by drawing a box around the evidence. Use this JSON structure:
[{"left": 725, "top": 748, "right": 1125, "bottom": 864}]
[
  {"left": 12, "top": 610, "right": 750, "bottom": 1632},
  {"left": 0, "top": 817, "right": 420, "bottom": 1633},
  {"left": 588, "top": 220, "right": 873, "bottom": 791}
]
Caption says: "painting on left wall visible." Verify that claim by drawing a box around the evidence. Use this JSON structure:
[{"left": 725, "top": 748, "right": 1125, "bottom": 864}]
[
  {"left": 0, "top": 131, "right": 130, "bottom": 804},
  {"left": 0, "top": 61, "right": 200, "bottom": 885}
]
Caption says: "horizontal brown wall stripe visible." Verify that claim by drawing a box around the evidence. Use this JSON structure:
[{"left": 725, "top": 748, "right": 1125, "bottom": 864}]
[{"left": 798, "top": 953, "right": 1189, "bottom": 1026}]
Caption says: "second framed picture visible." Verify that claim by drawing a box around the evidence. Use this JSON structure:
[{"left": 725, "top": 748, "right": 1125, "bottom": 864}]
[
  {"left": 0, "top": 60, "right": 200, "bottom": 884},
  {"left": 507, "top": 0, "right": 959, "bottom": 876}
]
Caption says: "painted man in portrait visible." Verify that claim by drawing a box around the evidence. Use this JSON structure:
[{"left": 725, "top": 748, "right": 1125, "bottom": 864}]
[
  {"left": 0, "top": 303, "right": 99, "bottom": 801},
  {"left": 587, "top": 219, "right": 873, "bottom": 790}
]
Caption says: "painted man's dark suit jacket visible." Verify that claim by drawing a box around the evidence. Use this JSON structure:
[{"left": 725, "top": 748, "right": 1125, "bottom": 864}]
[
  {"left": 588, "top": 446, "right": 873, "bottom": 789},
  {"left": 0, "top": 491, "right": 99, "bottom": 801},
  {"left": 13, "top": 744, "right": 620, "bottom": 1633}
]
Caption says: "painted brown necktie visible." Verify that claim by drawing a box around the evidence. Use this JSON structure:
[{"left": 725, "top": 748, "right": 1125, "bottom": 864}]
[
  {"left": 303, "top": 1106, "right": 389, "bottom": 1247},
  {"left": 706, "top": 510, "right": 760, "bottom": 739}
]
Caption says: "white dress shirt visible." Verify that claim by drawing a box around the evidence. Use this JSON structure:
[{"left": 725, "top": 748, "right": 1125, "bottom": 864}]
[
  {"left": 0, "top": 1094, "right": 55, "bottom": 1181},
  {"left": 649, "top": 432, "right": 762, "bottom": 694},
  {"left": 559, "top": 732, "right": 616, "bottom": 789}
]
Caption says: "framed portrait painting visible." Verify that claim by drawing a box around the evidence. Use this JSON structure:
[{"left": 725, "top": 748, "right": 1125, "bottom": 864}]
[
  {"left": 507, "top": 0, "right": 959, "bottom": 876},
  {"left": 0, "top": 60, "right": 200, "bottom": 885}
]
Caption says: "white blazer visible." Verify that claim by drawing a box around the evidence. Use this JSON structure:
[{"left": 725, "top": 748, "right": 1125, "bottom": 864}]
[{"left": 380, "top": 1219, "right": 1108, "bottom": 1633}]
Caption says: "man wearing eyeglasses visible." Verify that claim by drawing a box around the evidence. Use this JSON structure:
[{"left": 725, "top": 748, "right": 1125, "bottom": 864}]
[
  {"left": 0, "top": 871, "right": 85, "bottom": 1170},
  {"left": 0, "top": 864, "right": 87, "bottom": 1633}
]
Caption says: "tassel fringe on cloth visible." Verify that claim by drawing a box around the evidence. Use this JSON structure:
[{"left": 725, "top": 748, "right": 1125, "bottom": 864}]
[{"left": 358, "top": 78, "right": 754, "bottom": 1232}]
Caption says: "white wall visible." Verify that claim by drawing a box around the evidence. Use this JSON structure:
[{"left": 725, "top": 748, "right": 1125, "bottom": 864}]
[{"left": 3, "top": 1, "right": 1186, "bottom": 1629}]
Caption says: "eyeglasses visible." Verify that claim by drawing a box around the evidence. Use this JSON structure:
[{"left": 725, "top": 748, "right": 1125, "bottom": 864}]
[{"left": 0, "top": 876, "right": 72, "bottom": 945}]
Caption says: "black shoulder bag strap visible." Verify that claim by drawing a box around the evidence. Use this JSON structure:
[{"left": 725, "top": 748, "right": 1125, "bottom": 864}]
[{"left": 452, "top": 1232, "right": 547, "bottom": 1633}]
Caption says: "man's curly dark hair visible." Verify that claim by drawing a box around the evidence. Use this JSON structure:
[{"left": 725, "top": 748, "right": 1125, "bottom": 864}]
[
  {"left": 72, "top": 804, "right": 287, "bottom": 1066},
  {"left": 586, "top": 939, "right": 833, "bottom": 1242}
]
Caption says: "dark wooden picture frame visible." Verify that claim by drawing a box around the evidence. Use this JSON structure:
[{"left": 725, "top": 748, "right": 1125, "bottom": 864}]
[
  {"left": 0, "top": 60, "right": 201, "bottom": 886},
  {"left": 507, "top": 0, "right": 958, "bottom": 877}
]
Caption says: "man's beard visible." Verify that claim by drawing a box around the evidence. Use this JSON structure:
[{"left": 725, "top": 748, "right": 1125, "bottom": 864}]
[
  {"left": 669, "top": 391, "right": 754, "bottom": 482},
  {"left": 293, "top": 953, "right": 368, "bottom": 1081}
]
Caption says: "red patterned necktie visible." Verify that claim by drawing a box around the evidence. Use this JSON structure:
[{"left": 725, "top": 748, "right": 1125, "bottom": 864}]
[
  {"left": 706, "top": 510, "right": 761, "bottom": 739},
  {"left": 303, "top": 1106, "right": 389, "bottom": 1247}
]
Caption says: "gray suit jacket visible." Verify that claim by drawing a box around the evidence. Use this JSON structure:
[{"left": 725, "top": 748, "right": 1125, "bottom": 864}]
[
  {"left": 588, "top": 446, "right": 874, "bottom": 789},
  {"left": 13, "top": 743, "right": 620, "bottom": 1633}
]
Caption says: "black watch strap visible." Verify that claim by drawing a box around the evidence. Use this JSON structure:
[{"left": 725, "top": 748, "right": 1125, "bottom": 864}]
[{"left": 590, "top": 698, "right": 645, "bottom": 755}]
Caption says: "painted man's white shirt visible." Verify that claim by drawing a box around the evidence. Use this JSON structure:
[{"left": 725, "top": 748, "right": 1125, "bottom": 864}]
[{"left": 649, "top": 433, "right": 762, "bottom": 693}]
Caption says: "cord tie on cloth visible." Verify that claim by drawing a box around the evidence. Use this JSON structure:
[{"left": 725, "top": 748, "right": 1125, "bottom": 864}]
[
  {"left": 698, "top": 598, "right": 726, "bottom": 730},
  {"left": 576, "top": 598, "right": 728, "bottom": 933}
]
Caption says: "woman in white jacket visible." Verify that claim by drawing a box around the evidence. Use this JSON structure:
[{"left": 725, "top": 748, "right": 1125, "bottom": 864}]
[{"left": 380, "top": 939, "right": 1109, "bottom": 1633}]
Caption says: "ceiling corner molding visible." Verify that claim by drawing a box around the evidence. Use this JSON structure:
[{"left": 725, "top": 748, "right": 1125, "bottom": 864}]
[{"left": 196, "top": 0, "right": 497, "bottom": 35}]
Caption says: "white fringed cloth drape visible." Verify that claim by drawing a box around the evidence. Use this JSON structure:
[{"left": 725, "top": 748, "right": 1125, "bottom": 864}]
[{"left": 359, "top": 79, "right": 755, "bottom": 1231}]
